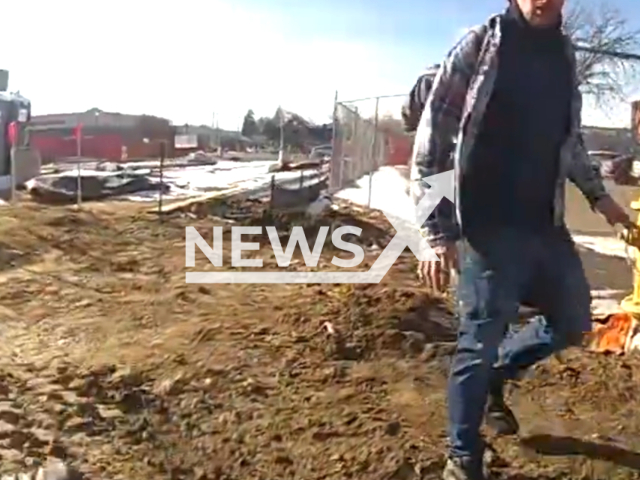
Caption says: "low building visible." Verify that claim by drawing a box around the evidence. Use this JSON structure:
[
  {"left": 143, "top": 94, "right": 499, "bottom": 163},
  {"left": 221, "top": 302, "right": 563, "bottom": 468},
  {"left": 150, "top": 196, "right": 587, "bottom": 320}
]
[
  {"left": 174, "top": 125, "right": 219, "bottom": 155},
  {"left": 29, "top": 108, "right": 175, "bottom": 162},
  {"left": 582, "top": 125, "right": 634, "bottom": 154}
]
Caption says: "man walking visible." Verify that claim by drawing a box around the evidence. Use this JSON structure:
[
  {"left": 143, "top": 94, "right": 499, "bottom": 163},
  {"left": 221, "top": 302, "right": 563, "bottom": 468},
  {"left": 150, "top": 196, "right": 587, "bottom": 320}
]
[{"left": 411, "top": 0, "right": 632, "bottom": 478}]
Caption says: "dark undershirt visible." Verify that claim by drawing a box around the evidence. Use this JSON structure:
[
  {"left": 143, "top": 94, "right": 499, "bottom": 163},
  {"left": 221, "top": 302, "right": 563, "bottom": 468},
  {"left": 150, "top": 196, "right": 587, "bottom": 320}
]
[{"left": 462, "top": 4, "right": 572, "bottom": 235}]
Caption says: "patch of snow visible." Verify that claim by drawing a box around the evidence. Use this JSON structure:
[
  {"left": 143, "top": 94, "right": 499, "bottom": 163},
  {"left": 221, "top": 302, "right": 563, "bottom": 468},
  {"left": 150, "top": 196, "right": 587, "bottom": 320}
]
[
  {"left": 573, "top": 235, "right": 631, "bottom": 259},
  {"left": 334, "top": 167, "right": 414, "bottom": 221}
]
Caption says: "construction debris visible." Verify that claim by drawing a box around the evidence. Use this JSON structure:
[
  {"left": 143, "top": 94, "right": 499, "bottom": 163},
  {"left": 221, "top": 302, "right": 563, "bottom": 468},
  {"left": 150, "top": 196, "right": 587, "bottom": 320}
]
[
  {"left": 588, "top": 312, "right": 640, "bottom": 354},
  {"left": 25, "top": 171, "right": 165, "bottom": 204}
]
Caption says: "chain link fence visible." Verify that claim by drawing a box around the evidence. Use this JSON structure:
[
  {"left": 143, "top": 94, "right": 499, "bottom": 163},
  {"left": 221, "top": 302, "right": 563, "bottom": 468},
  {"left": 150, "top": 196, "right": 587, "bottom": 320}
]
[{"left": 329, "top": 94, "right": 414, "bottom": 204}]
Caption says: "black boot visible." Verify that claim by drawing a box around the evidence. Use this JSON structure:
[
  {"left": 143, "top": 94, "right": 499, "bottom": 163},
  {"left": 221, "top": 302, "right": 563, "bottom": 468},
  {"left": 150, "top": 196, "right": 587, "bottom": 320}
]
[{"left": 485, "top": 370, "right": 519, "bottom": 436}]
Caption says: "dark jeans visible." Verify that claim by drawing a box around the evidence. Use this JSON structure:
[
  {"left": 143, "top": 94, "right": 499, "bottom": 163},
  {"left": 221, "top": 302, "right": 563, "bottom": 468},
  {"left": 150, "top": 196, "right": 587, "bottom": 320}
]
[{"left": 448, "top": 226, "right": 591, "bottom": 458}]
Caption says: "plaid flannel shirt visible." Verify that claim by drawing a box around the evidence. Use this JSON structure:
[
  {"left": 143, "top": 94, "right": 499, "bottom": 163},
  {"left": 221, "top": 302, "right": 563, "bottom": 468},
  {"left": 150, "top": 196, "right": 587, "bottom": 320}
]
[{"left": 410, "top": 14, "right": 607, "bottom": 247}]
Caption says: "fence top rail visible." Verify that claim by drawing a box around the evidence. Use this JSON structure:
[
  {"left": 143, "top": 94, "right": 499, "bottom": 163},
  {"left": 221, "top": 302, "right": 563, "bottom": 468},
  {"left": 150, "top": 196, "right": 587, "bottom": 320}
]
[
  {"left": 338, "top": 93, "right": 406, "bottom": 104},
  {"left": 335, "top": 102, "right": 379, "bottom": 128}
]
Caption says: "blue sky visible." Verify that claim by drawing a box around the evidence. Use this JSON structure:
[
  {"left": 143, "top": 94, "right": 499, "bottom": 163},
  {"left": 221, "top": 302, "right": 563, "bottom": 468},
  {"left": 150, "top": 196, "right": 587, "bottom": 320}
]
[{"left": 3, "top": 0, "right": 640, "bottom": 129}]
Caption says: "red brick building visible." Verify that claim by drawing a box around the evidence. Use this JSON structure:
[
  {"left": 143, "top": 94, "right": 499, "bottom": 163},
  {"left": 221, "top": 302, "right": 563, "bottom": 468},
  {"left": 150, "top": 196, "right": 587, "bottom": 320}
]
[{"left": 29, "top": 108, "right": 175, "bottom": 162}]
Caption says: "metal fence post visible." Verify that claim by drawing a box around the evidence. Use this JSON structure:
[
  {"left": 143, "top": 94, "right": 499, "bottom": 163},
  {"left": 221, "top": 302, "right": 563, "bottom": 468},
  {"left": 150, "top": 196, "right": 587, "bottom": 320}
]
[
  {"left": 278, "top": 107, "right": 285, "bottom": 166},
  {"left": 76, "top": 130, "right": 82, "bottom": 207},
  {"left": 330, "top": 91, "right": 339, "bottom": 191},
  {"left": 368, "top": 97, "right": 380, "bottom": 208},
  {"left": 9, "top": 146, "right": 15, "bottom": 203},
  {"left": 352, "top": 106, "right": 359, "bottom": 185},
  {"left": 158, "top": 141, "right": 166, "bottom": 220},
  {"left": 7, "top": 121, "right": 17, "bottom": 203},
  {"left": 269, "top": 174, "right": 276, "bottom": 211}
]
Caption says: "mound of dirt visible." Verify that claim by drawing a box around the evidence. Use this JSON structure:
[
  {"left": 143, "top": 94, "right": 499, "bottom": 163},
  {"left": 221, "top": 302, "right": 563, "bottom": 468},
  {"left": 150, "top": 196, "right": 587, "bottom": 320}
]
[{"left": 0, "top": 200, "right": 636, "bottom": 479}]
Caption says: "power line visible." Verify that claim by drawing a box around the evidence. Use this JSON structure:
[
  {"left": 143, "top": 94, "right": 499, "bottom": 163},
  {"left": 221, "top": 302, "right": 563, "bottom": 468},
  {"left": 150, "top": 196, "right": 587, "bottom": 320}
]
[{"left": 574, "top": 44, "right": 640, "bottom": 61}]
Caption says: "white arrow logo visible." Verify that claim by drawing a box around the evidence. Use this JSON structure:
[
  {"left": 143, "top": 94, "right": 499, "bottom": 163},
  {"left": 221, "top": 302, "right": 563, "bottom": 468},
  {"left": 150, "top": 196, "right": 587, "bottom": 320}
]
[{"left": 186, "top": 170, "right": 455, "bottom": 283}]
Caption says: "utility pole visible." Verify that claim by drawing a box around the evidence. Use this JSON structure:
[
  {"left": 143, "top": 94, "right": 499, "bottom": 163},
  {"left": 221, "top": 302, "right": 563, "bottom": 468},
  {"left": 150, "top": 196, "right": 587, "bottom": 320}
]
[{"left": 214, "top": 112, "right": 218, "bottom": 148}]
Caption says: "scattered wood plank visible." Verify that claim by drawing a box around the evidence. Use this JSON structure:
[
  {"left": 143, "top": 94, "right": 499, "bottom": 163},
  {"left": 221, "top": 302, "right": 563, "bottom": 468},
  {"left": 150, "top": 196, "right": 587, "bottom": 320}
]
[
  {"left": 150, "top": 186, "right": 245, "bottom": 214},
  {"left": 269, "top": 160, "right": 324, "bottom": 173}
]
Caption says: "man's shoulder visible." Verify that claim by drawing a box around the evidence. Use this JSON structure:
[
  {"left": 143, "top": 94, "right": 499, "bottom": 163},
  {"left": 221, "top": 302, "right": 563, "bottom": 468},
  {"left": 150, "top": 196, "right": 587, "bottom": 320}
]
[
  {"left": 419, "top": 63, "right": 440, "bottom": 77},
  {"left": 449, "top": 14, "right": 499, "bottom": 58},
  {"left": 442, "top": 15, "right": 497, "bottom": 76}
]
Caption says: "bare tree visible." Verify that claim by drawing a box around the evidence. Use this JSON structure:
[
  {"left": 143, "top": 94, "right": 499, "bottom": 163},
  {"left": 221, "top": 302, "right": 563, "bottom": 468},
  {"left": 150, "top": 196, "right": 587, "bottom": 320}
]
[{"left": 565, "top": 2, "right": 640, "bottom": 104}]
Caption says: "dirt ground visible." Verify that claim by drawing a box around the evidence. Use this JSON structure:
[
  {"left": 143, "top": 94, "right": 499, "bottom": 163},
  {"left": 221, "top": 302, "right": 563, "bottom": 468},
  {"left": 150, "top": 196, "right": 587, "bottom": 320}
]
[{"left": 0, "top": 194, "right": 638, "bottom": 480}]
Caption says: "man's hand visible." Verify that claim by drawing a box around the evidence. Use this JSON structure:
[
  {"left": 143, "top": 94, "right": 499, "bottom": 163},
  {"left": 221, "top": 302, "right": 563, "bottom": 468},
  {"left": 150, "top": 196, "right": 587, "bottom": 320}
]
[
  {"left": 594, "top": 194, "right": 632, "bottom": 227},
  {"left": 603, "top": 156, "right": 634, "bottom": 186},
  {"left": 418, "top": 243, "right": 458, "bottom": 295}
]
